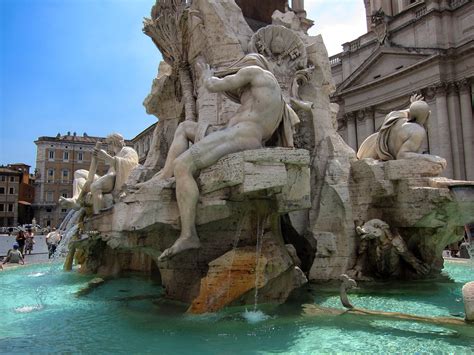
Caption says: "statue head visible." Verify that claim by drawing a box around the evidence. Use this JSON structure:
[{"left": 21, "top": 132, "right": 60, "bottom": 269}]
[
  {"left": 356, "top": 219, "right": 390, "bottom": 241},
  {"left": 105, "top": 133, "right": 125, "bottom": 154},
  {"left": 408, "top": 100, "right": 430, "bottom": 126}
]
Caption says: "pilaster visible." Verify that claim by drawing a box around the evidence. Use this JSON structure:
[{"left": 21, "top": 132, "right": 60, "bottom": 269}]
[
  {"left": 434, "top": 83, "right": 454, "bottom": 178},
  {"left": 458, "top": 79, "right": 474, "bottom": 180},
  {"left": 446, "top": 81, "right": 464, "bottom": 179}
]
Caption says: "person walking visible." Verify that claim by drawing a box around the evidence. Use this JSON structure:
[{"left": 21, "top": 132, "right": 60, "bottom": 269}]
[
  {"left": 24, "top": 229, "right": 35, "bottom": 255},
  {"left": 15, "top": 230, "right": 26, "bottom": 254}
]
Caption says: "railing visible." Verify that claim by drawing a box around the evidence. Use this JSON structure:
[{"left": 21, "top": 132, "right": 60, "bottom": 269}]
[
  {"left": 450, "top": 0, "right": 469, "bottom": 9},
  {"left": 329, "top": 55, "right": 341, "bottom": 66},
  {"left": 349, "top": 39, "right": 360, "bottom": 52},
  {"left": 415, "top": 6, "right": 427, "bottom": 18}
]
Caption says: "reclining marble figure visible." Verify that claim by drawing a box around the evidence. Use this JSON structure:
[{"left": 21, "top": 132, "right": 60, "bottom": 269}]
[
  {"left": 59, "top": 133, "right": 139, "bottom": 214},
  {"left": 357, "top": 95, "right": 446, "bottom": 169},
  {"left": 153, "top": 53, "right": 300, "bottom": 261},
  {"left": 348, "top": 219, "right": 429, "bottom": 279}
]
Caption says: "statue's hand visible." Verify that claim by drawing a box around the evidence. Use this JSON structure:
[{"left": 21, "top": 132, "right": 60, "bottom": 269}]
[
  {"left": 97, "top": 149, "right": 112, "bottom": 163},
  {"left": 410, "top": 93, "right": 424, "bottom": 102},
  {"left": 413, "top": 261, "right": 430, "bottom": 275},
  {"left": 196, "top": 61, "right": 213, "bottom": 88}
]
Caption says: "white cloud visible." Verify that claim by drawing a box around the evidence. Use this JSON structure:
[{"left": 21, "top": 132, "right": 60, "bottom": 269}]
[{"left": 304, "top": 0, "right": 367, "bottom": 56}]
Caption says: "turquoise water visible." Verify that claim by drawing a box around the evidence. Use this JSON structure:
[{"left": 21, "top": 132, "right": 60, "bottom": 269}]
[{"left": 1, "top": 261, "right": 473, "bottom": 354}]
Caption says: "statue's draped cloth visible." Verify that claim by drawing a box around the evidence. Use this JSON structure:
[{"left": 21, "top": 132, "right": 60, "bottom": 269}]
[
  {"left": 357, "top": 109, "right": 409, "bottom": 160},
  {"left": 375, "top": 110, "right": 409, "bottom": 160},
  {"left": 110, "top": 147, "right": 139, "bottom": 194}
]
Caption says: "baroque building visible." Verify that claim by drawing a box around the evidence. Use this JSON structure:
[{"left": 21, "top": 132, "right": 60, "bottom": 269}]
[
  {"left": 331, "top": 0, "right": 473, "bottom": 180},
  {"left": 0, "top": 164, "right": 35, "bottom": 227}
]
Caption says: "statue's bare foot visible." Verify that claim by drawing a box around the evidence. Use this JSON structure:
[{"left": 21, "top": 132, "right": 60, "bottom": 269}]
[
  {"left": 132, "top": 169, "right": 174, "bottom": 191},
  {"left": 58, "top": 197, "right": 80, "bottom": 210},
  {"left": 158, "top": 235, "right": 201, "bottom": 262}
]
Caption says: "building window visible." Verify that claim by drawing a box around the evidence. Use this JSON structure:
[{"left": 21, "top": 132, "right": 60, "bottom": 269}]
[
  {"left": 0, "top": 204, "right": 4, "bottom": 212},
  {"left": 46, "top": 191, "right": 54, "bottom": 202},
  {"left": 61, "top": 192, "right": 68, "bottom": 198},
  {"left": 0, "top": 187, "right": 4, "bottom": 194},
  {"left": 63, "top": 151, "right": 69, "bottom": 161},
  {"left": 46, "top": 208, "right": 52, "bottom": 213},
  {"left": 61, "top": 208, "right": 67, "bottom": 213},
  {"left": 9, "top": 187, "right": 14, "bottom": 194},
  {"left": 62, "top": 169, "right": 69, "bottom": 182},
  {"left": 78, "top": 152, "right": 83, "bottom": 161},
  {"left": 8, "top": 204, "right": 13, "bottom": 212},
  {"left": 49, "top": 150, "right": 55, "bottom": 160},
  {"left": 10, "top": 176, "right": 15, "bottom": 182},
  {"left": 0, "top": 176, "right": 5, "bottom": 181},
  {"left": 47, "top": 169, "right": 54, "bottom": 183}
]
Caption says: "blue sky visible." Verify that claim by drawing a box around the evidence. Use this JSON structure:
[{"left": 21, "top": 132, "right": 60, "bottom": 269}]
[{"left": 0, "top": 0, "right": 366, "bottom": 169}]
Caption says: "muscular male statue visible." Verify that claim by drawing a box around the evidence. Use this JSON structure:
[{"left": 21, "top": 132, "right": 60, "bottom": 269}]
[
  {"left": 357, "top": 95, "right": 446, "bottom": 168},
  {"left": 59, "top": 133, "right": 138, "bottom": 214},
  {"left": 154, "top": 53, "right": 299, "bottom": 261}
]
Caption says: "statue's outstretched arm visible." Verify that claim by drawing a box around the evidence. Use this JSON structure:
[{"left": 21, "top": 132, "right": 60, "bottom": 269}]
[
  {"left": 392, "top": 235, "right": 429, "bottom": 275},
  {"left": 204, "top": 66, "right": 257, "bottom": 93}
]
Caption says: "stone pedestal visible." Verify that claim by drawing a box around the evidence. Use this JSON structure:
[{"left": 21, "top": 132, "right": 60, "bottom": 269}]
[
  {"left": 462, "top": 281, "right": 474, "bottom": 322},
  {"left": 78, "top": 148, "right": 310, "bottom": 312}
]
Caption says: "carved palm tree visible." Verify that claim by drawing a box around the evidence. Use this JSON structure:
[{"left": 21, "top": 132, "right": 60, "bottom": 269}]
[{"left": 143, "top": 0, "right": 196, "bottom": 121}]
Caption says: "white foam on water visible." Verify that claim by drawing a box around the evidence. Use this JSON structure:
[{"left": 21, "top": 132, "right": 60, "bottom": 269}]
[
  {"left": 242, "top": 309, "right": 270, "bottom": 324},
  {"left": 14, "top": 305, "right": 43, "bottom": 313},
  {"left": 28, "top": 272, "right": 46, "bottom": 277}
]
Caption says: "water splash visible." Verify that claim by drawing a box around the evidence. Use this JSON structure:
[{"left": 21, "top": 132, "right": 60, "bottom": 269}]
[
  {"left": 14, "top": 305, "right": 43, "bottom": 313},
  {"left": 55, "top": 208, "right": 85, "bottom": 257},
  {"left": 27, "top": 272, "right": 46, "bottom": 278},
  {"left": 242, "top": 309, "right": 270, "bottom": 324},
  {"left": 14, "top": 285, "right": 48, "bottom": 314}
]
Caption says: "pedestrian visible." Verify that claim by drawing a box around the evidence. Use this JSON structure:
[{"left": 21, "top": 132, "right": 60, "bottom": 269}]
[
  {"left": 24, "top": 229, "right": 35, "bottom": 255},
  {"left": 2, "top": 244, "right": 25, "bottom": 267},
  {"left": 15, "top": 230, "right": 26, "bottom": 254},
  {"left": 45, "top": 228, "right": 61, "bottom": 259}
]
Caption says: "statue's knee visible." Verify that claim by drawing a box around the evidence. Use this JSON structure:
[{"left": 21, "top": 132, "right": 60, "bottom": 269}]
[
  {"left": 174, "top": 156, "right": 194, "bottom": 177},
  {"left": 175, "top": 121, "right": 194, "bottom": 137}
]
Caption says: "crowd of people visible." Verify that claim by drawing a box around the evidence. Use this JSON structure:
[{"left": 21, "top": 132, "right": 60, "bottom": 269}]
[{"left": 0, "top": 228, "right": 62, "bottom": 270}]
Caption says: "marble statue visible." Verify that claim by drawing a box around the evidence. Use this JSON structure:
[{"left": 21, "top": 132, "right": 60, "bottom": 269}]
[
  {"left": 348, "top": 219, "right": 430, "bottom": 280},
  {"left": 149, "top": 53, "right": 300, "bottom": 261},
  {"left": 357, "top": 95, "right": 446, "bottom": 169},
  {"left": 59, "top": 133, "right": 138, "bottom": 214}
]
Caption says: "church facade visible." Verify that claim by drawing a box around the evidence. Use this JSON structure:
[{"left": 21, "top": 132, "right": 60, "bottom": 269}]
[{"left": 332, "top": 0, "right": 473, "bottom": 180}]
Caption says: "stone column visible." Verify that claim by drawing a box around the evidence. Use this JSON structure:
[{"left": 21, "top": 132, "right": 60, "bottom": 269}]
[
  {"left": 364, "top": 107, "right": 375, "bottom": 137},
  {"left": 446, "top": 82, "right": 464, "bottom": 180},
  {"left": 424, "top": 86, "right": 439, "bottom": 155},
  {"left": 356, "top": 110, "right": 368, "bottom": 147},
  {"left": 346, "top": 113, "right": 357, "bottom": 151},
  {"left": 458, "top": 79, "right": 474, "bottom": 180},
  {"left": 434, "top": 83, "right": 454, "bottom": 178}
]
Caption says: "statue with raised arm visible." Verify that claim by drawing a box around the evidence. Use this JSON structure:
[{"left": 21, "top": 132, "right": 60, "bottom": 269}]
[
  {"left": 59, "top": 133, "right": 138, "bottom": 214},
  {"left": 357, "top": 95, "right": 446, "bottom": 169},
  {"left": 149, "top": 53, "right": 300, "bottom": 261}
]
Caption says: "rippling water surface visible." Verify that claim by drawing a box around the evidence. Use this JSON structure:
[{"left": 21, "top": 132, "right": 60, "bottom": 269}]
[{"left": 1, "top": 261, "right": 473, "bottom": 354}]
